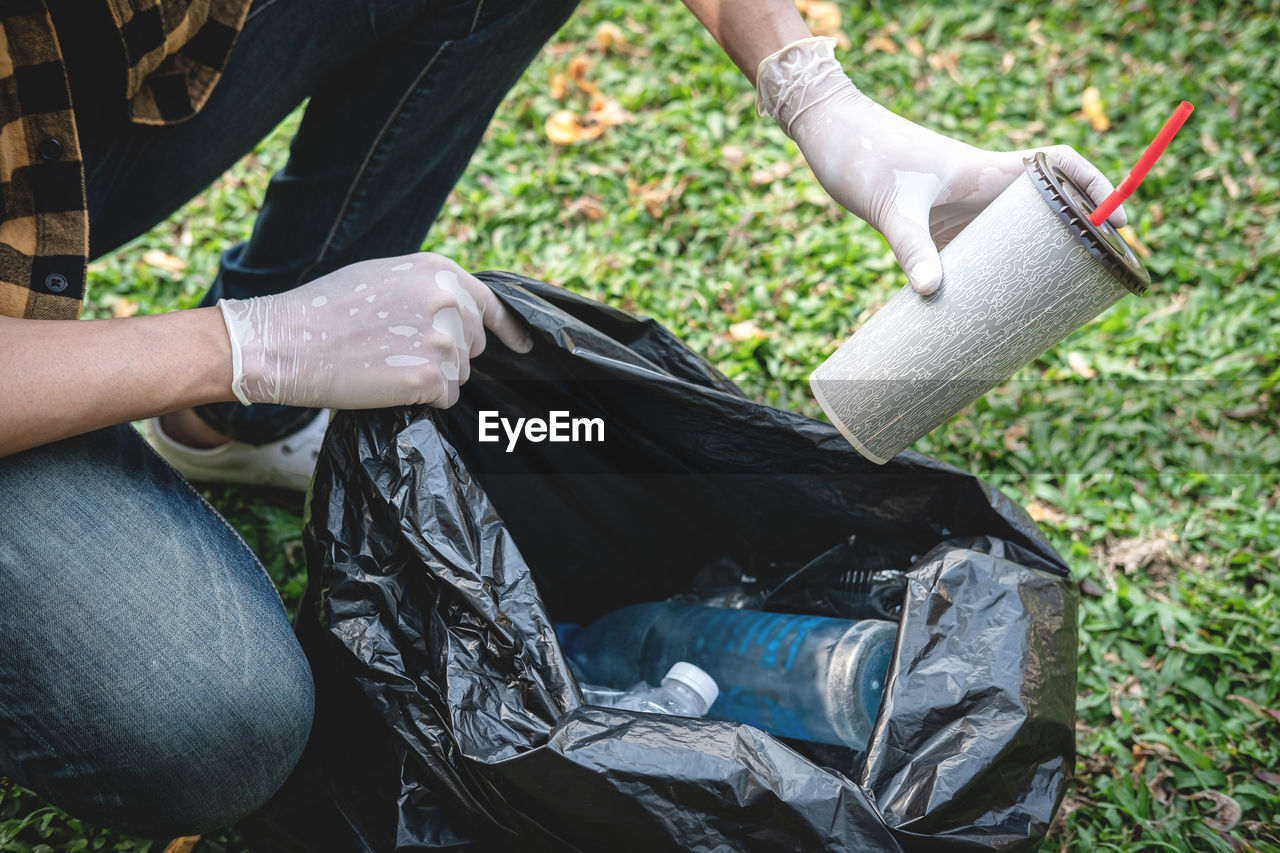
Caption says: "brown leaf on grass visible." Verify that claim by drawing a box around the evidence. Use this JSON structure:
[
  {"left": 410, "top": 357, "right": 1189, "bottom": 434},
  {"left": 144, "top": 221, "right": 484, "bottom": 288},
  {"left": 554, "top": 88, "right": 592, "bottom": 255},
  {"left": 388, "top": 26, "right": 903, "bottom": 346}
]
[
  {"left": 545, "top": 99, "right": 630, "bottom": 146},
  {"left": 1147, "top": 765, "right": 1177, "bottom": 807},
  {"left": 163, "top": 837, "right": 202, "bottom": 853},
  {"left": 142, "top": 249, "right": 186, "bottom": 274},
  {"left": 728, "top": 320, "right": 766, "bottom": 342},
  {"left": 1081, "top": 86, "right": 1110, "bottom": 132},
  {"left": 1221, "top": 172, "right": 1241, "bottom": 199},
  {"left": 1255, "top": 768, "right": 1280, "bottom": 786},
  {"left": 1067, "top": 351, "right": 1097, "bottom": 379},
  {"left": 567, "top": 54, "right": 593, "bottom": 84},
  {"left": 627, "top": 179, "right": 683, "bottom": 218},
  {"left": 545, "top": 109, "right": 589, "bottom": 145},
  {"left": 1187, "top": 791, "right": 1243, "bottom": 832},
  {"left": 866, "top": 35, "right": 898, "bottom": 54},
  {"left": 549, "top": 71, "right": 567, "bottom": 100},
  {"left": 564, "top": 195, "right": 605, "bottom": 221},
  {"left": 1226, "top": 693, "right": 1280, "bottom": 723},
  {"left": 749, "top": 161, "right": 793, "bottom": 188},
  {"left": 1108, "top": 674, "right": 1144, "bottom": 721},
  {"left": 1002, "top": 423, "right": 1027, "bottom": 451},
  {"left": 721, "top": 144, "right": 746, "bottom": 170},
  {"left": 1091, "top": 533, "right": 1179, "bottom": 587},
  {"left": 927, "top": 50, "right": 961, "bottom": 83},
  {"left": 584, "top": 97, "right": 633, "bottom": 131},
  {"left": 110, "top": 297, "right": 139, "bottom": 318},
  {"left": 904, "top": 37, "right": 924, "bottom": 58},
  {"left": 1024, "top": 500, "right": 1065, "bottom": 524},
  {"left": 794, "top": 1, "right": 850, "bottom": 49},
  {"left": 593, "top": 21, "right": 625, "bottom": 52}
]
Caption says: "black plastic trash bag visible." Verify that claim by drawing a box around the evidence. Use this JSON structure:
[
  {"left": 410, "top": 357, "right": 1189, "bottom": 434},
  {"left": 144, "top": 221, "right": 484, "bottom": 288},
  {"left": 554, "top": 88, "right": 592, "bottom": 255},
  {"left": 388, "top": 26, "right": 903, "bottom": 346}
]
[{"left": 244, "top": 273, "right": 1079, "bottom": 852}]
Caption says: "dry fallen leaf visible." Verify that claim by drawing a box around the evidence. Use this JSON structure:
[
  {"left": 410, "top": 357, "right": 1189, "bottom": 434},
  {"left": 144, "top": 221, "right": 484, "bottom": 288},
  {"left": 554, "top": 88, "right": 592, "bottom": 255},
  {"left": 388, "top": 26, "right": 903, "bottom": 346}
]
[
  {"left": 794, "top": 1, "right": 849, "bottom": 48},
  {"left": 904, "top": 37, "right": 924, "bottom": 58},
  {"left": 565, "top": 195, "right": 606, "bottom": 221},
  {"left": 1082, "top": 86, "right": 1111, "bottom": 132},
  {"left": 1226, "top": 693, "right": 1280, "bottom": 723},
  {"left": 593, "top": 21, "right": 625, "bottom": 52},
  {"left": 142, "top": 249, "right": 186, "bottom": 274},
  {"left": 637, "top": 184, "right": 671, "bottom": 217},
  {"left": 110, "top": 297, "right": 139, "bottom": 318},
  {"left": 1221, "top": 172, "right": 1241, "bottom": 199},
  {"left": 749, "top": 161, "right": 793, "bottom": 188},
  {"left": 1067, "top": 351, "right": 1097, "bottom": 379},
  {"left": 728, "top": 320, "right": 765, "bottom": 342},
  {"left": 721, "top": 144, "right": 746, "bottom": 170},
  {"left": 545, "top": 109, "right": 585, "bottom": 145},
  {"left": 1002, "top": 423, "right": 1028, "bottom": 452},
  {"left": 1255, "top": 768, "right": 1280, "bottom": 786},
  {"left": 549, "top": 71, "right": 567, "bottom": 100},
  {"left": 866, "top": 34, "right": 898, "bottom": 54},
  {"left": 1025, "top": 500, "right": 1066, "bottom": 524},
  {"left": 583, "top": 97, "right": 633, "bottom": 131},
  {"left": 1187, "top": 791, "right": 1243, "bottom": 832},
  {"left": 927, "top": 49, "right": 961, "bottom": 82},
  {"left": 567, "top": 54, "right": 593, "bottom": 83}
]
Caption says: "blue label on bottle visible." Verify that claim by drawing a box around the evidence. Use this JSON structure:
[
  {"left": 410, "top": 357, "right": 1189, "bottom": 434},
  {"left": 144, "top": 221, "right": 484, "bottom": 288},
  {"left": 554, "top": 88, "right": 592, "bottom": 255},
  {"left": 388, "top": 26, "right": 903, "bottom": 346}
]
[{"left": 714, "top": 686, "right": 816, "bottom": 741}]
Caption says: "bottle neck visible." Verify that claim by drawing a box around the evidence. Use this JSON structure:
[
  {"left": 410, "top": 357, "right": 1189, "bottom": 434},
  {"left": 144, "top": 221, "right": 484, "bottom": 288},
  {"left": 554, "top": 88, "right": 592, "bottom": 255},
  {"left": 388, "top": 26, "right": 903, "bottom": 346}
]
[{"left": 662, "top": 677, "right": 712, "bottom": 716}]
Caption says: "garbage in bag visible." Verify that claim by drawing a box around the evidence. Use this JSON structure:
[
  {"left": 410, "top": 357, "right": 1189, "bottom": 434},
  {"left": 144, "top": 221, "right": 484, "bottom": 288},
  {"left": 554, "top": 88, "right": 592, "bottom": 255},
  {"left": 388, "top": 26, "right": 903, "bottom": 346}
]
[{"left": 243, "top": 272, "right": 1079, "bottom": 852}]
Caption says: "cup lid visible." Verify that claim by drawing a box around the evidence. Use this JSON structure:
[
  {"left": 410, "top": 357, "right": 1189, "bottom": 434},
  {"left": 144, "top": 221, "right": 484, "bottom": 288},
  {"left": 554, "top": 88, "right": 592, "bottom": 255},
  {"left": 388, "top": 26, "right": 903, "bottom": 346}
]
[
  {"left": 1025, "top": 152, "right": 1151, "bottom": 296},
  {"left": 666, "top": 662, "right": 719, "bottom": 707}
]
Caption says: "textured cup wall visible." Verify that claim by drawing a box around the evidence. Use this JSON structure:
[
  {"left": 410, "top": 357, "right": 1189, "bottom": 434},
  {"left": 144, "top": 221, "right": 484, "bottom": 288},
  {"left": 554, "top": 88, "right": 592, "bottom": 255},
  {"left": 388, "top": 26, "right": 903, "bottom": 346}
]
[{"left": 810, "top": 171, "right": 1131, "bottom": 464}]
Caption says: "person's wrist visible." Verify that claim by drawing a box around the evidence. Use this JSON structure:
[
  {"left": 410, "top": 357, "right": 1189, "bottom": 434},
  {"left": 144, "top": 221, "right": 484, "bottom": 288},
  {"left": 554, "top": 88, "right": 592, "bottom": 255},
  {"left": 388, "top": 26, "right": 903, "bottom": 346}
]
[
  {"left": 190, "top": 305, "right": 238, "bottom": 404},
  {"left": 215, "top": 297, "right": 267, "bottom": 406},
  {"left": 755, "top": 36, "right": 850, "bottom": 135}
]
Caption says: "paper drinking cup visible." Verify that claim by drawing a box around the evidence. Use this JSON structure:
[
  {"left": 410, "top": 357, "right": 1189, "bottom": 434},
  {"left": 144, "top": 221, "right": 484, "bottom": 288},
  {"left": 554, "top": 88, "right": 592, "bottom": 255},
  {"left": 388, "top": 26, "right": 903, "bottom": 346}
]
[{"left": 810, "top": 152, "right": 1150, "bottom": 464}]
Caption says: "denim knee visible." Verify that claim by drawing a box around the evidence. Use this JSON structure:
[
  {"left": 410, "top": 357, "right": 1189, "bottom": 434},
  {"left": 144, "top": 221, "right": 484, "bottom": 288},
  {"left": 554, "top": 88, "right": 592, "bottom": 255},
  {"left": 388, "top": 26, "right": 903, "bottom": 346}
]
[
  {"left": 0, "top": 427, "right": 316, "bottom": 838},
  {"left": 49, "top": 640, "right": 314, "bottom": 839}
]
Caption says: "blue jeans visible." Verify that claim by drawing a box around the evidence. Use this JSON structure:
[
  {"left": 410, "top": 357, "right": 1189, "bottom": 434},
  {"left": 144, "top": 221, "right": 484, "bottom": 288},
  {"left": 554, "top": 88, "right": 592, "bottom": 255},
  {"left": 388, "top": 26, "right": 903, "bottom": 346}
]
[
  {"left": 84, "top": 0, "right": 579, "bottom": 443},
  {"left": 2, "top": 0, "right": 577, "bottom": 837},
  {"left": 0, "top": 426, "right": 314, "bottom": 837}
]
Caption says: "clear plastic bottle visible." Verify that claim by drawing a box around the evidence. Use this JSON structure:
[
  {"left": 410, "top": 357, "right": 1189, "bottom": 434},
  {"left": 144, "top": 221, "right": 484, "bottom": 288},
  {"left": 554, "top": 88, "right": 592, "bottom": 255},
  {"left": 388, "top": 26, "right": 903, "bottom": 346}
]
[
  {"left": 580, "top": 662, "right": 719, "bottom": 718},
  {"left": 570, "top": 602, "right": 897, "bottom": 749}
]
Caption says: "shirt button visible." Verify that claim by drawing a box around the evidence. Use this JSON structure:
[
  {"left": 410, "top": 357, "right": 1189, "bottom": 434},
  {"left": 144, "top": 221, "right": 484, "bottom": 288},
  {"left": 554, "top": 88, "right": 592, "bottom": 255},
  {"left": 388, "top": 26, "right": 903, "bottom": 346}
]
[
  {"left": 38, "top": 137, "right": 62, "bottom": 161},
  {"left": 45, "top": 273, "right": 68, "bottom": 292}
]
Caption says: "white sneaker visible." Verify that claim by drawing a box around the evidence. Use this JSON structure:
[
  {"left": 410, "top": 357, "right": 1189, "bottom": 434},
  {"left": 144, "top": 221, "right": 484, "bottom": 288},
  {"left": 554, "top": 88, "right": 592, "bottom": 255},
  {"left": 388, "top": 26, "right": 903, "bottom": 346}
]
[{"left": 143, "top": 409, "right": 330, "bottom": 493}]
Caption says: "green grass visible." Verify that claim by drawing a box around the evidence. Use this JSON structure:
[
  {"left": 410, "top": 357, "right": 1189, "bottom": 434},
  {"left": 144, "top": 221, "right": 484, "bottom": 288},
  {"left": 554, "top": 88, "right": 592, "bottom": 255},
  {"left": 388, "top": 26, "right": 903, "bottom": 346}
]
[{"left": 4, "top": 0, "right": 1278, "bottom": 849}]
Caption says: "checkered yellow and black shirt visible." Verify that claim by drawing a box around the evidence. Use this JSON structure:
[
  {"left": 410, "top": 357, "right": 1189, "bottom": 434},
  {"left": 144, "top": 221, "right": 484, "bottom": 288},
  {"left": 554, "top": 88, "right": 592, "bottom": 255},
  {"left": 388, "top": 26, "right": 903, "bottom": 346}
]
[{"left": 0, "top": 0, "right": 250, "bottom": 320}]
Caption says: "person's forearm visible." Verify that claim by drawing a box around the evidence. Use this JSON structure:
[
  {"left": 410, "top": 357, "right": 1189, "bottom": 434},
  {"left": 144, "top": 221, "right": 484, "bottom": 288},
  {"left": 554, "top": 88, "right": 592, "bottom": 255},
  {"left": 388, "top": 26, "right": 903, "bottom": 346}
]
[
  {"left": 0, "top": 308, "right": 234, "bottom": 457},
  {"left": 681, "top": 0, "right": 813, "bottom": 84}
]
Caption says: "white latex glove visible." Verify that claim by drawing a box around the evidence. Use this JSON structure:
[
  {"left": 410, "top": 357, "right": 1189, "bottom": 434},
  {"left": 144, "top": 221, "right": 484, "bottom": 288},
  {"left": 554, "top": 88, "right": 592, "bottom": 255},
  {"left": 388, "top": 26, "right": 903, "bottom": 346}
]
[
  {"left": 756, "top": 37, "right": 1127, "bottom": 295},
  {"left": 217, "top": 252, "right": 532, "bottom": 409}
]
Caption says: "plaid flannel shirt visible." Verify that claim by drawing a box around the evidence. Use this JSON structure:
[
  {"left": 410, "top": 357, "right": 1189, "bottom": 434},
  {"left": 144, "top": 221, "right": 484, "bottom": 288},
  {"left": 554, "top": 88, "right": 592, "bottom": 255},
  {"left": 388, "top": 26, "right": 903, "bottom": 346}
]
[{"left": 0, "top": 0, "right": 250, "bottom": 320}]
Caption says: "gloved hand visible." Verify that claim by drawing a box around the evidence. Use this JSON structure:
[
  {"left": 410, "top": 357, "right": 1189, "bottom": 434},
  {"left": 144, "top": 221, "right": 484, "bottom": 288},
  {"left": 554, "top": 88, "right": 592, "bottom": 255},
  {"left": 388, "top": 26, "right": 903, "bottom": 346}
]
[
  {"left": 756, "top": 37, "right": 1126, "bottom": 295},
  {"left": 217, "top": 252, "right": 532, "bottom": 409}
]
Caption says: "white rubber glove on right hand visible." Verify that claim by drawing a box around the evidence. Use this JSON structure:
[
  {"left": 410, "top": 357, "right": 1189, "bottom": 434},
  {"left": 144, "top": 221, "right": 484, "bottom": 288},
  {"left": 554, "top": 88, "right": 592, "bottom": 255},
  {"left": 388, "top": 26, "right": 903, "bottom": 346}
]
[
  {"left": 756, "top": 37, "right": 1127, "bottom": 295},
  {"left": 218, "top": 252, "right": 532, "bottom": 410}
]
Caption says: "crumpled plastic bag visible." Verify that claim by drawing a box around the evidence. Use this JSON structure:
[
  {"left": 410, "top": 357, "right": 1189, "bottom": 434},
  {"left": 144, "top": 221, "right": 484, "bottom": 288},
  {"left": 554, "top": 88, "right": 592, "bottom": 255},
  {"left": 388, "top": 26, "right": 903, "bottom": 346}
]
[{"left": 244, "top": 273, "right": 1078, "bottom": 852}]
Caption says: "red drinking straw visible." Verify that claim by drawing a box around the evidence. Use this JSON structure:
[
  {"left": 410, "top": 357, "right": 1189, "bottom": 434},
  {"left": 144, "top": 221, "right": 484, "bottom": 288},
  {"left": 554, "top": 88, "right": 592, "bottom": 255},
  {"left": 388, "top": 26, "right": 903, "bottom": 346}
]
[{"left": 1089, "top": 101, "right": 1195, "bottom": 227}]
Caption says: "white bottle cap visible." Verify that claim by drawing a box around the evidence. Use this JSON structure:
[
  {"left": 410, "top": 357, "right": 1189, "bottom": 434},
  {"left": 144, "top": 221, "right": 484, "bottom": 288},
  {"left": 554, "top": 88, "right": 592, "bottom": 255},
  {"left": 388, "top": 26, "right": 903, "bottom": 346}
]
[{"left": 665, "top": 662, "right": 719, "bottom": 708}]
